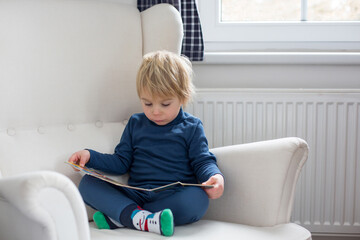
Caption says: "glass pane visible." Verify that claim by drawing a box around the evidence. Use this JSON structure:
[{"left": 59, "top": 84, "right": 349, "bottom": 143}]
[
  {"left": 221, "top": 0, "right": 301, "bottom": 22},
  {"left": 308, "top": 0, "right": 360, "bottom": 21}
]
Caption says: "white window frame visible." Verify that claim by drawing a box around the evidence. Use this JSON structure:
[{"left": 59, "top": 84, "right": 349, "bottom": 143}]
[{"left": 197, "top": 0, "right": 360, "bottom": 52}]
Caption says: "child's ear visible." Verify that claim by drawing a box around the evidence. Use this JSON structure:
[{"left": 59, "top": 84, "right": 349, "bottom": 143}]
[{"left": 181, "top": 98, "right": 188, "bottom": 107}]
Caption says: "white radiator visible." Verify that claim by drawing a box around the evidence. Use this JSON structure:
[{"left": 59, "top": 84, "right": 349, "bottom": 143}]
[{"left": 186, "top": 89, "right": 360, "bottom": 235}]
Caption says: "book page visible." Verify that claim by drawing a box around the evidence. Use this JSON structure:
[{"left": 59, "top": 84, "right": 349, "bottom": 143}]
[{"left": 65, "top": 162, "right": 213, "bottom": 192}]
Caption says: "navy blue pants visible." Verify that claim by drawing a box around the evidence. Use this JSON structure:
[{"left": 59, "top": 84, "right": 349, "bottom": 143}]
[{"left": 79, "top": 175, "right": 209, "bottom": 226}]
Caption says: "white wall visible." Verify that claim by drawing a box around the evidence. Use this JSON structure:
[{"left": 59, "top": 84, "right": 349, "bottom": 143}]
[{"left": 193, "top": 63, "right": 360, "bottom": 89}]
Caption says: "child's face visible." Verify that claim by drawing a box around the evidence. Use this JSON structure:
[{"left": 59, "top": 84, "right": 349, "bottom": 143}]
[{"left": 140, "top": 90, "right": 182, "bottom": 126}]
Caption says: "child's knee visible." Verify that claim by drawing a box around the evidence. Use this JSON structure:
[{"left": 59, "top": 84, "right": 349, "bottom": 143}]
[
  {"left": 78, "top": 175, "right": 97, "bottom": 196},
  {"left": 193, "top": 188, "right": 210, "bottom": 212},
  {"left": 174, "top": 187, "right": 209, "bottom": 225}
]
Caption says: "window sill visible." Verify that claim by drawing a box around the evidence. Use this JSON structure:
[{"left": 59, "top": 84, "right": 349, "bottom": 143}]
[{"left": 196, "top": 52, "right": 360, "bottom": 65}]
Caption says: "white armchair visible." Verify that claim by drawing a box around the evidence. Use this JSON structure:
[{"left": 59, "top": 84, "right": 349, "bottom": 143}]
[{"left": 0, "top": 0, "right": 311, "bottom": 239}]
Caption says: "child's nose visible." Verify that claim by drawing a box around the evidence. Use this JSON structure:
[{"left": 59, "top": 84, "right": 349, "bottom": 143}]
[{"left": 152, "top": 106, "right": 161, "bottom": 115}]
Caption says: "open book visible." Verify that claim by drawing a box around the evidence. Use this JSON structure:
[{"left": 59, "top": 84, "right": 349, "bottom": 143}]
[{"left": 66, "top": 162, "right": 214, "bottom": 193}]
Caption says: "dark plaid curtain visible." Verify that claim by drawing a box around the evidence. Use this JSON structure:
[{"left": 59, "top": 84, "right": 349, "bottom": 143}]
[{"left": 138, "top": 0, "right": 204, "bottom": 61}]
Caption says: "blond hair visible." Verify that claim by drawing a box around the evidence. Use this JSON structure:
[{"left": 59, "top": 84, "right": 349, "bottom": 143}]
[{"left": 136, "top": 50, "right": 195, "bottom": 106}]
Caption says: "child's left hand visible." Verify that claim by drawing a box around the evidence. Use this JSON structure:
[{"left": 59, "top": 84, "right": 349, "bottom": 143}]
[{"left": 202, "top": 174, "right": 224, "bottom": 199}]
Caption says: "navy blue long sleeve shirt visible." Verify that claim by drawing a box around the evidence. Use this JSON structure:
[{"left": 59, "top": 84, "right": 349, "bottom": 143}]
[{"left": 86, "top": 108, "right": 222, "bottom": 188}]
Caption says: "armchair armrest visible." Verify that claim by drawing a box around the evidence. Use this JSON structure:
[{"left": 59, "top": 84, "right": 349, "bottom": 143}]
[
  {"left": 206, "top": 137, "right": 308, "bottom": 227},
  {"left": 0, "top": 171, "right": 90, "bottom": 240}
]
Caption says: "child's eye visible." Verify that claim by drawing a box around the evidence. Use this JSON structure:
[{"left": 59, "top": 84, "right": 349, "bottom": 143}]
[
  {"left": 162, "top": 103, "right": 171, "bottom": 107},
  {"left": 144, "top": 103, "right": 152, "bottom": 106}
]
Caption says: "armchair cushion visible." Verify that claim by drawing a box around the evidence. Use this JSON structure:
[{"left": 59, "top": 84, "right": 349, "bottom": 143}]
[{"left": 89, "top": 220, "right": 310, "bottom": 240}]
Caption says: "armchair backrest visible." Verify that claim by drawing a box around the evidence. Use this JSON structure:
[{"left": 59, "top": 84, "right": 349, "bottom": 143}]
[{"left": 0, "top": 0, "right": 183, "bottom": 182}]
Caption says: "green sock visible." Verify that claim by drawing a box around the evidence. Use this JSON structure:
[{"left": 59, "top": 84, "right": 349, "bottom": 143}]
[
  {"left": 93, "top": 211, "right": 110, "bottom": 229},
  {"left": 159, "top": 209, "right": 174, "bottom": 236}
]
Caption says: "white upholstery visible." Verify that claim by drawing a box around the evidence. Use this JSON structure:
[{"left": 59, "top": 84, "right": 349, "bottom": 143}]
[
  {"left": 206, "top": 138, "right": 308, "bottom": 227},
  {"left": 0, "top": 171, "right": 89, "bottom": 240},
  {"left": 0, "top": 0, "right": 311, "bottom": 239},
  {"left": 89, "top": 220, "right": 311, "bottom": 240}
]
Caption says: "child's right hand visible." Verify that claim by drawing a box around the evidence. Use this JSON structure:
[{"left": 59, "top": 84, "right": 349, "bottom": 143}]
[{"left": 68, "top": 150, "right": 90, "bottom": 171}]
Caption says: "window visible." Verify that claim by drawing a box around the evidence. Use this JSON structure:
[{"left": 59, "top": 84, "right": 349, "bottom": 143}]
[
  {"left": 197, "top": 0, "right": 360, "bottom": 52},
  {"left": 221, "top": 0, "right": 360, "bottom": 22},
  {"left": 222, "top": 0, "right": 301, "bottom": 22}
]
